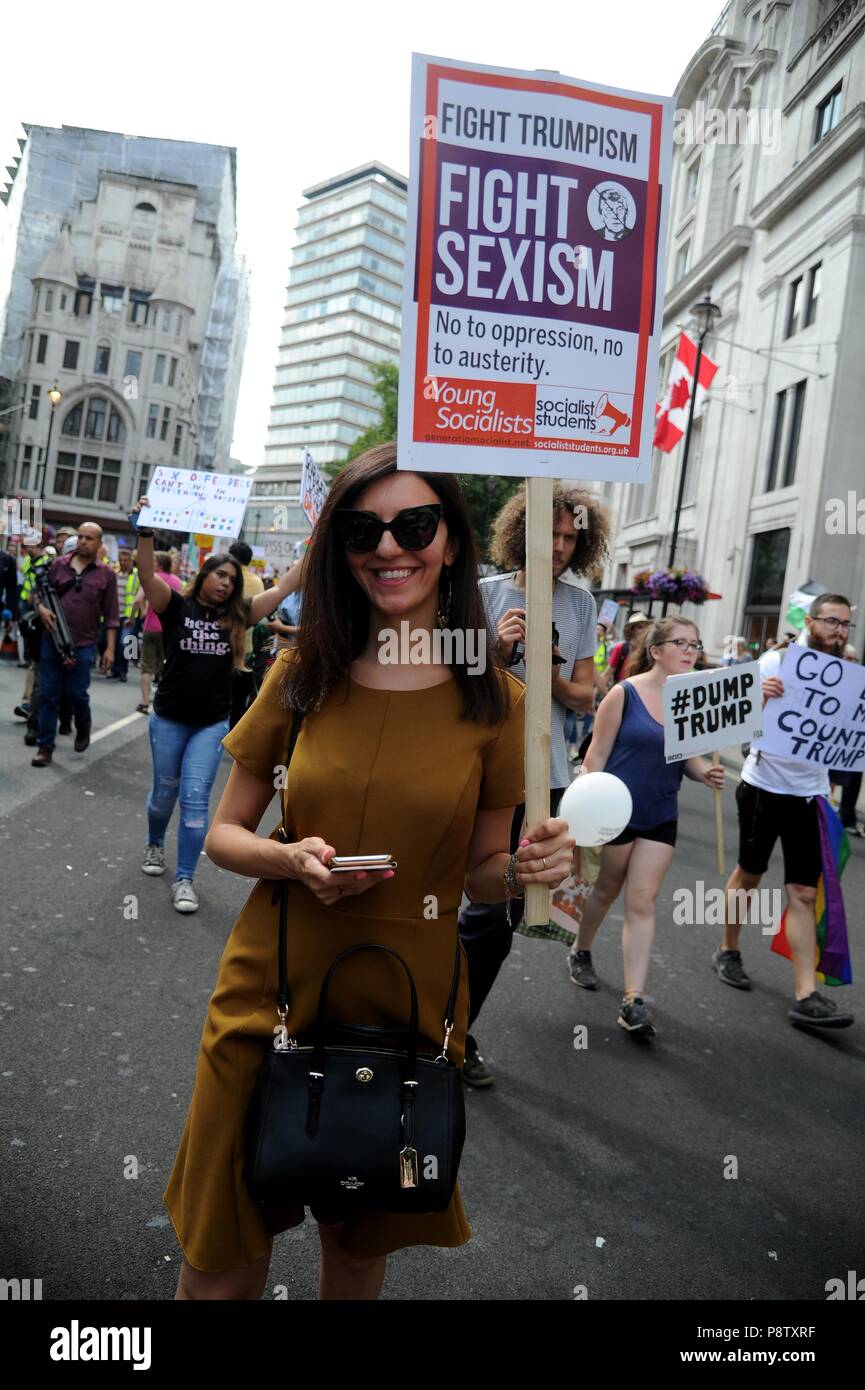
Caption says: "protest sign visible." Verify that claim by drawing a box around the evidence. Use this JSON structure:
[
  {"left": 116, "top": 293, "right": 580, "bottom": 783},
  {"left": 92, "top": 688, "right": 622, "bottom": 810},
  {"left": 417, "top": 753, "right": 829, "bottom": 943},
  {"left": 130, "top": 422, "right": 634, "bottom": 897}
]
[
  {"left": 300, "top": 450, "right": 328, "bottom": 529},
  {"left": 598, "top": 598, "right": 620, "bottom": 629},
  {"left": 758, "top": 647, "right": 865, "bottom": 771},
  {"left": 139, "top": 467, "right": 252, "bottom": 538},
  {"left": 663, "top": 663, "right": 762, "bottom": 762},
  {"left": 398, "top": 53, "right": 674, "bottom": 482}
]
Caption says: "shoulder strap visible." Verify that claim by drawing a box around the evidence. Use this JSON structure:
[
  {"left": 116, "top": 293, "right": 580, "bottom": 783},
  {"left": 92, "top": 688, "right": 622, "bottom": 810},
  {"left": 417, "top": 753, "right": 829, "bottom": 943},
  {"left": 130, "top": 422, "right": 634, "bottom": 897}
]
[{"left": 270, "top": 706, "right": 461, "bottom": 1045}]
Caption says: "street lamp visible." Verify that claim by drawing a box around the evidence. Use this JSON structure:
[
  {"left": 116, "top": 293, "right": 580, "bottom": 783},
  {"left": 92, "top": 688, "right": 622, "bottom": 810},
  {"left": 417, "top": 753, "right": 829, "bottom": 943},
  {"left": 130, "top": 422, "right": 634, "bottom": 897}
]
[
  {"left": 662, "top": 287, "right": 720, "bottom": 616},
  {"left": 254, "top": 509, "right": 261, "bottom": 545},
  {"left": 38, "top": 381, "right": 63, "bottom": 504}
]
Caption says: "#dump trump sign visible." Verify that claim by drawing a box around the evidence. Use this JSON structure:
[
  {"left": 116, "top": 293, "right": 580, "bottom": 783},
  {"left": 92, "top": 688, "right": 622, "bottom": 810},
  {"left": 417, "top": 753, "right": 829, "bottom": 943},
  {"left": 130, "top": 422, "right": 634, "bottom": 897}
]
[
  {"left": 663, "top": 664, "right": 763, "bottom": 763},
  {"left": 398, "top": 53, "right": 674, "bottom": 481}
]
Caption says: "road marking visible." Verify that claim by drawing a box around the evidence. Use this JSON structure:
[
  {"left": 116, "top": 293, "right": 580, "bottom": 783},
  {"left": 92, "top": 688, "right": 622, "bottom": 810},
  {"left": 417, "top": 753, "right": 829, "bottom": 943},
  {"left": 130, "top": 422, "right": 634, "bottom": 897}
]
[{"left": 89, "top": 711, "right": 145, "bottom": 744}]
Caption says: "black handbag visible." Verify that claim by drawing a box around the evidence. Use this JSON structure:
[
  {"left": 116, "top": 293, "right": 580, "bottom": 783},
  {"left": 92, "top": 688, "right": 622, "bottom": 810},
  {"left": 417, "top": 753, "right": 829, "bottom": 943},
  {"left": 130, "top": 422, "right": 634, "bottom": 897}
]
[{"left": 244, "top": 712, "right": 466, "bottom": 1215}]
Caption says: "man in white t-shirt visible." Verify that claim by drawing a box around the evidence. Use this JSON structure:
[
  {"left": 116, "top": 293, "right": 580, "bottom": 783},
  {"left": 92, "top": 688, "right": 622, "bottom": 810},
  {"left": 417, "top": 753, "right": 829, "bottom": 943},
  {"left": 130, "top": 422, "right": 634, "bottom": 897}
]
[{"left": 714, "top": 593, "right": 855, "bottom": 1030}]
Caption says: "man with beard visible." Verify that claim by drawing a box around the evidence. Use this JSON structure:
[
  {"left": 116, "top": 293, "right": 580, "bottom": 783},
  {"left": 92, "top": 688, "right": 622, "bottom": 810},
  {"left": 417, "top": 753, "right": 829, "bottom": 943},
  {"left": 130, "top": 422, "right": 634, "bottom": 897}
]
[{"left": 714, "top": 593, "right": 855, "bottom": 1029}]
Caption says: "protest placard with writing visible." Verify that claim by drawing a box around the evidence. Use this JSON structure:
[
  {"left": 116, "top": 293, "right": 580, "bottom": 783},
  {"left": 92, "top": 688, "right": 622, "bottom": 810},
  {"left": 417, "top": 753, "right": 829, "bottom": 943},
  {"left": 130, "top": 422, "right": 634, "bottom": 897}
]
[
  {"left": 300, "top": 450, "right": 328, "bottom": 529},
  {"left": 139, "top": 467, "right": 252, "bottom": 538},
  {"left": 663, "top": 663, "right": 762, "bottom": 763},
  {"left": 398, "top": 53, "right": 674, "bottom": 483},
  {"left": 758, "top": 646, "right": 865, "bottom": 771}
]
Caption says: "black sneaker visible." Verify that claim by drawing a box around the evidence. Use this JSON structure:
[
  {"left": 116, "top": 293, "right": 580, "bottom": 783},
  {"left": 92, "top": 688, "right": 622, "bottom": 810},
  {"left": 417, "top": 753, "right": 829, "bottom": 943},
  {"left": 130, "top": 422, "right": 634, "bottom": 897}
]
[
  {"left": 58, "top": 723, "right": 72, "bottom": 735},
  {"left": 788, "top": 991, "right": 854, "bottom": 1030},
  {"left": 712, "top": 948, "right": 751, "bottom": 991},
  {"left": 23, "top": 731, "right": 37, "bottom": 746},
  {"left": 617, "top": 995, "right": 655, "bottom": 1036},
  {"left": 568, "top": 949, "right": 598, "bottom": 990},
  {"left": 462, "top": 1042, "right": 494, "bottom": 1088},
  {"left": 74, "top": 727, "right": 91, "bottom": 753}
]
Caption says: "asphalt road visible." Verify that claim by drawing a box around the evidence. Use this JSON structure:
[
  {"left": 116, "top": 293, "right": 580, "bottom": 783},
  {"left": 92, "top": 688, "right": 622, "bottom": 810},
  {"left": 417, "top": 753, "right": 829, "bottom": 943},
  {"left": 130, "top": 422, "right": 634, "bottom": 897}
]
[{"left": 1, "top": 657, "right": 863, "bottom": 1301}]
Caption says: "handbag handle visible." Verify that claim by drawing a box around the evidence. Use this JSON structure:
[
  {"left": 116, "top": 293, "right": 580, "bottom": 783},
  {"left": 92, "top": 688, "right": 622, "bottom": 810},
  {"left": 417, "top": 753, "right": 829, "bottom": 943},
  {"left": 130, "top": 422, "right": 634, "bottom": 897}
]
[{"left": 312, "top": 943, "right": 420, "bottom": 1080}]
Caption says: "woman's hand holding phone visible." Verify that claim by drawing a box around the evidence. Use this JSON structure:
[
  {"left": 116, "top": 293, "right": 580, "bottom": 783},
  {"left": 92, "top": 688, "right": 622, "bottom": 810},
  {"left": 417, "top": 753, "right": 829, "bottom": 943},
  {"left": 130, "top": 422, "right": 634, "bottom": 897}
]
[{"left": 282, "top": 837, "right": 395, "bottom": 907}]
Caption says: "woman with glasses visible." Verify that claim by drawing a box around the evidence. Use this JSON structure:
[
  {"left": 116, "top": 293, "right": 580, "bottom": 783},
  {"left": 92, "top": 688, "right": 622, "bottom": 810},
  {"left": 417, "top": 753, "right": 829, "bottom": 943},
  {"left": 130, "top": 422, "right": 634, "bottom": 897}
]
[
  {"left": 567, "top": 618, "right": 724, "bottom": 1036},
  {"left": 163, "top": 444, "right": 574, "bottom": 1300}
]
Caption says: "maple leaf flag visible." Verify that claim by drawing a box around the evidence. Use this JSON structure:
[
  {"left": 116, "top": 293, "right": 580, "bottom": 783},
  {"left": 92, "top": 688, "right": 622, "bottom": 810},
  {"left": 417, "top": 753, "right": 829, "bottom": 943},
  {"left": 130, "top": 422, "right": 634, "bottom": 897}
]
[{"left": 653, "top": 332, "right": 718, "bottom": 453}]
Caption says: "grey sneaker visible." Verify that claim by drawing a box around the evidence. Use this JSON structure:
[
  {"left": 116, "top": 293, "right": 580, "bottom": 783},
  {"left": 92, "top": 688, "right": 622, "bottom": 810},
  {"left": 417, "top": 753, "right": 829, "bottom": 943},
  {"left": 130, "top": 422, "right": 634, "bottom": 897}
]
[
  {"left": 462, "top": 1043, "right": 494, "bottom": 1088},
  {"left": 141, "top": 844, "right": 165, "bottom": 876},
  {"left": 617, "top": 996, "right": 656, "bottom": 1036},
  {"left": 788, "top": 991, "right": 853, "bottom": 1030},
  {"left": 568, "top": 949, "right": 598, "bottom": 990},
  {"left": 712, "top": 948, "right": 751, "bottom": 990},
  {"left": 171, "top": 878, "right": 199, "bottom": 914}
]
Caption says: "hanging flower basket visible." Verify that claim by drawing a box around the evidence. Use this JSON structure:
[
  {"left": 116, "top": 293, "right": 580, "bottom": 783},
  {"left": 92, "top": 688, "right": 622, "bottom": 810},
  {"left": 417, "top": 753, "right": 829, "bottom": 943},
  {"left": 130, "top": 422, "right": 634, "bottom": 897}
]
[{"left": 630, "top": 567, "right": 710, "bottom": 606}]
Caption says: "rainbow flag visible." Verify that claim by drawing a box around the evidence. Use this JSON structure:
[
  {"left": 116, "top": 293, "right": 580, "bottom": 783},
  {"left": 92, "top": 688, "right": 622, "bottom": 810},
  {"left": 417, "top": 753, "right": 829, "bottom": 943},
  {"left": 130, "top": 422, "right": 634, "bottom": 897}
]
[{"left": 771, "top": 797, "right": 852, "bottom": 985}]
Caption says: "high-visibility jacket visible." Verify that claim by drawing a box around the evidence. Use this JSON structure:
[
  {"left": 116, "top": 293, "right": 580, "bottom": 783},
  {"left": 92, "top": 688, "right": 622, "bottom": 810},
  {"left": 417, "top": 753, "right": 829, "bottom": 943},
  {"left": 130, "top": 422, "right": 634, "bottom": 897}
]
[
  {"left": 593, "top": 639, "right": 607, "bottom": 672},
  {"left": 20, "top": 553, "right": 51, "bottom": 604},
  {"left": 116, "top": 567, "right": 140, "bottom": 621}
]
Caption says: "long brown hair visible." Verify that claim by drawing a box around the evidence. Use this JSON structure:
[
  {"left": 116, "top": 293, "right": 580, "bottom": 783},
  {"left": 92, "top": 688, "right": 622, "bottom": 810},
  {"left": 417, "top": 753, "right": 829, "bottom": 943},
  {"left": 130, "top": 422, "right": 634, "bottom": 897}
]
[
  {"left": 626, "top": 617, "right": 700, "bottom": 676},
  {"left": 280, "top": 442, "right": 508, "bottom": 724},
  {"left": 185, "top": 553, "right": 248, "bottom": 662}
]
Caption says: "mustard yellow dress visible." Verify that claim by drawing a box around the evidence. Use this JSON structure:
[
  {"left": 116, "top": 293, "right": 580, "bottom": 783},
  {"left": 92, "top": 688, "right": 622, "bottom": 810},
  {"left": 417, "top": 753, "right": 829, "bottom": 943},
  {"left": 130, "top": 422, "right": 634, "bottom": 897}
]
[{"left": 163, "top": 653, "right": 526, "bottom": 1270}]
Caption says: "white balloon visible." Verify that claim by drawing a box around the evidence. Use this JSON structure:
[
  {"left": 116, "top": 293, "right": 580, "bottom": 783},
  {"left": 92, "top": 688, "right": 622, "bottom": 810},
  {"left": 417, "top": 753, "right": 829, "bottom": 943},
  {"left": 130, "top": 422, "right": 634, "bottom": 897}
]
[{"left": 560, "top": 772, "right": 633, "bottom": 847}]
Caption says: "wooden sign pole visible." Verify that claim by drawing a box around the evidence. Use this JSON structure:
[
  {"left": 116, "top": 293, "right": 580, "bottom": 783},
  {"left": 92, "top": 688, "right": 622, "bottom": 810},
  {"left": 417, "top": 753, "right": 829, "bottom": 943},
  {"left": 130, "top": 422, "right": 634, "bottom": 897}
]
[
  {"left": 524, "top": 477, "right": 554, "bottom": 927},
  {"left": 712, "top": 750, "right": 725, "bottom": 876}
]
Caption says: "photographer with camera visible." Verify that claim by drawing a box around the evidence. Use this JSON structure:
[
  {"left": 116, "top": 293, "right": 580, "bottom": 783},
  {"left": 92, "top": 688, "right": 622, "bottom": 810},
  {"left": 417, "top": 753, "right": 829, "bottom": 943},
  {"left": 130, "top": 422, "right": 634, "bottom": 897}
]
[{"left": 458, "top": 483, "right": 611, "bottom": 1087}]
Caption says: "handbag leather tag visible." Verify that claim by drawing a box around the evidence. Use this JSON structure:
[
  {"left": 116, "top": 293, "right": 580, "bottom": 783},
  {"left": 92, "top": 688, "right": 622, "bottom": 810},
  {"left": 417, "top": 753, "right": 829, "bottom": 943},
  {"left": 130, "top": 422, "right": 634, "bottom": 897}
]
[{"left": 399, "top": 1146, "right": 419, "bottom": 1189}]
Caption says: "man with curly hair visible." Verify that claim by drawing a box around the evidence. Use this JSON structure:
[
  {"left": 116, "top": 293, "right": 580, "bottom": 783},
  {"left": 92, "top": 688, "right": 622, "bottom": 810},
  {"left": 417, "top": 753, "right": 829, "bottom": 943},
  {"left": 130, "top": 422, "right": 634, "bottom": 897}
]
[{"left": 459, "top": 483, "right": 611, "bottom": 1086}]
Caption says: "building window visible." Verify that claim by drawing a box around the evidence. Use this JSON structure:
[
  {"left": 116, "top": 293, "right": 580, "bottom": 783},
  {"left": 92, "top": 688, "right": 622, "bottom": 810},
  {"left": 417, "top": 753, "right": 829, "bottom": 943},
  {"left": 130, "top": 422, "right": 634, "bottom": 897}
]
[
  {"left": 100, "top": 458, "right": 121, "bottom": 503},
  {"left": 106, "top": 406, "right": 126, "bottom": 444},
  {"left": 32, "top": 287, "right": 40, "bottom": 314},
  {"left": 76, "top": 454, "right": 98, "bottom": 499},
  {"left": 101, "top": 284, "right": 124, "bottom": 315},
  {"left": 45, "top": 290, "right": 54, "bottom": 313},
  {"left": 94, "top": 343, "right": 111, "bottom": 375},
  {"left": 814, "top": 84, "right": 841, "bottom": 145},
  {"left": 675, "top": 241, "right": 690, "bottom": 282},
  {"left": 172, "top": 424, "right": 183, "bottom": 457},
  {"left": 84, "top": 396, "right": 107, "bottom": 441},
  {"left": 74, "top": 279, "right": 94, "bottom": 317},
  {"left": 29, "top": 384, "right": 41, "bottom": 420},
  {"left": 175, "top": 314, "right": 183, "bottom": 338},
  {"left": 805, "top": 263, "right": 821, "bottom": 327},
  {"left": 55, "top": 451, "right": 76, "bottom": 495},
  {"left": 61, "top": 402, "right": 83, "bottom": 437},
  {"left": 129, "top": 289, "right": 152, "bottom": 325},
  {"left": 124, "top": 350, "right": 142, "bottom": 380},
  {"left": 37, "top": 333, "right": 48, "bottom": 365},
  {"left": 146, "top": 404, "right": 159, "bottom": 439},
  {"left": 135, "top": 201, "right": 157, "bottom": 214},
  {"left": 63, "top": 340, "right": 80, "bottom": 370},
  {"left": 684, "top": 160, "right": 699, "bottom": 207},
  {"left": 785, "top": 276, "right": 804, "bottom": 337},
  {"left": 168, "top": 356, "right": 178, "bottom": 387},
  {"left": 60, "top": 293, "right": 67, "bottom": 311},
  {"left": 162, "top": 311, "right": 172, "bottom": 332},
  {"left": 27, "top": 332, "right": 34, "bottom": 364},
  {"left": 20, "top": 444, "right": 33, "bottom": 490},
  {"left": 154, "top": 354, "right": 166, "bottom": 385},
  {"left": 160, "top": 407, "right": 171, "bottom": 441},
  {"left": 766, "top": 380, "right": 806, "bottom": 490}
]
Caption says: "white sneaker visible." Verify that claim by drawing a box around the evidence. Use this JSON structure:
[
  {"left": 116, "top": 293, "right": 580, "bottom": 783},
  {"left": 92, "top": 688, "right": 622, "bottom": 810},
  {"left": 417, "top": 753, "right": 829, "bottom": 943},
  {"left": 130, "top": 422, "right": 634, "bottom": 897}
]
[
  {"left": 171, "top": 878, "right": 199, "bottom": 913},
  {"left": 141, "top": 844, "right": 165, "bottom": 876}
]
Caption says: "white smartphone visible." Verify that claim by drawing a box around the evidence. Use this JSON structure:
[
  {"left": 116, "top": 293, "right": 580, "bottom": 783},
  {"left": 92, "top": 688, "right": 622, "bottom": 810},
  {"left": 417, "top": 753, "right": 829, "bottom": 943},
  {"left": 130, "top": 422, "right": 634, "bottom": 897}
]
[{"left": 329, "top": 854, "right": 397, "bottom": 873}]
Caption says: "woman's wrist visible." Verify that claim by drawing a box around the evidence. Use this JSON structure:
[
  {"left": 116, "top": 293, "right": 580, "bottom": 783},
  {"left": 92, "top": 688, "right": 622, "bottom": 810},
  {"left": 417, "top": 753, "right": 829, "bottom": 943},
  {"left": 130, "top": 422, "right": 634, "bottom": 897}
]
[{"left": 465, "top": 850, "right": 511, "bottom": 904}]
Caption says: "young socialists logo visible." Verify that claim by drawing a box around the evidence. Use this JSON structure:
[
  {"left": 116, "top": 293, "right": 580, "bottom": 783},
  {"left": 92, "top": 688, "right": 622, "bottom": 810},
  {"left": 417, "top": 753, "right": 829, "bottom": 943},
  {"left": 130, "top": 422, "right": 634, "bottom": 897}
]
[{"left": 423, "top": 376, "right": 534, "bottom": 443}]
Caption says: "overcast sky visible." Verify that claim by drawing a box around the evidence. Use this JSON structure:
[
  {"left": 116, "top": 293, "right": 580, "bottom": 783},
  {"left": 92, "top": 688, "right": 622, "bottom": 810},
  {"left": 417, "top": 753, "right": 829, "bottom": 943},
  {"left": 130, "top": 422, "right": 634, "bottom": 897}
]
[{"left": 0, "top": 0, "right": 723, "bottom": 470}]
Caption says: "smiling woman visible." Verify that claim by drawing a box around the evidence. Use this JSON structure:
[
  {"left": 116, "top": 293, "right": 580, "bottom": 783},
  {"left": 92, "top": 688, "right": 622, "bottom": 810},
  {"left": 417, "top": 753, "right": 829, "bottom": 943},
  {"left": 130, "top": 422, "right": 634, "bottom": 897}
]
[{"left": 161, "top": 441, "right": 577, "bottom": 1301}]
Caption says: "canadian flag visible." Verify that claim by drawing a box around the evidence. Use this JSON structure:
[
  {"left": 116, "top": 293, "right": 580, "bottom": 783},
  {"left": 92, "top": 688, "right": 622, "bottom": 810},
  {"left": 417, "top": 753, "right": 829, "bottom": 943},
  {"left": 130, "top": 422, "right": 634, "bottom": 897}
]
[{"left": 653, "top": 332, "right": 718, "bottom": 453}]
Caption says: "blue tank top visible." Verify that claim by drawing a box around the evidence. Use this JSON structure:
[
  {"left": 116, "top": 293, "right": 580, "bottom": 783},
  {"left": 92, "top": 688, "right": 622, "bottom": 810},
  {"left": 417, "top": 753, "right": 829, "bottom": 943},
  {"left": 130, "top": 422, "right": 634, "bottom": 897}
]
[{"left": 604, "top": 680, "right": 685, "bottom": 830}]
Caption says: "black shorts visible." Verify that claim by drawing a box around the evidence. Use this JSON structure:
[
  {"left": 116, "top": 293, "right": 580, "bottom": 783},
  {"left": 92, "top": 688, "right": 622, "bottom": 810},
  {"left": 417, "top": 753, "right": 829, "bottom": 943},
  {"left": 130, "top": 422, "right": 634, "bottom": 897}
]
[
  {"left": 608, "top": 819, "right": 678, "bottom": 848},
  {"left": 735, "top": 780, "right": 822, "bottom": 887}
]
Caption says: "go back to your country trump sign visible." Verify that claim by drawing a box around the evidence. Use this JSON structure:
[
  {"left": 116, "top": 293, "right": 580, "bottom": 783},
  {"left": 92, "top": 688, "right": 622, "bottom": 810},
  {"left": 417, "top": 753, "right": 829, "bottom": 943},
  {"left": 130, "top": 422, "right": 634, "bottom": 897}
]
[
  {"left": 663, "top": 664, "right": 763, "bottom": 762},
  {"left": 397, "top": 54, "right": 674, "bottom": 481},
  {"left": 758, "top": 646, "right": 865, "bottom": 771}
]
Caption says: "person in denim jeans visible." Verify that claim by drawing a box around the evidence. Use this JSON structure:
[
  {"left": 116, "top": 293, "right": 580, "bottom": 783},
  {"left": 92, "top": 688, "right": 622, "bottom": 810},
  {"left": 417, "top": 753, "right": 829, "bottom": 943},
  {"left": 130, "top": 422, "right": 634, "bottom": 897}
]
[{"left": 132, "top": 497, "right": 302, "bottom": 913}]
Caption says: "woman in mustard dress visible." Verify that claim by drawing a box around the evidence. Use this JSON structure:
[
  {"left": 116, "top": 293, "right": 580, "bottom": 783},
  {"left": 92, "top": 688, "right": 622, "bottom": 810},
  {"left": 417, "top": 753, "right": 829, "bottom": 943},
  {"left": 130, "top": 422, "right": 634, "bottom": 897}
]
[{"left": 164, "top": 444, "right": 575, "bottom": 1299}]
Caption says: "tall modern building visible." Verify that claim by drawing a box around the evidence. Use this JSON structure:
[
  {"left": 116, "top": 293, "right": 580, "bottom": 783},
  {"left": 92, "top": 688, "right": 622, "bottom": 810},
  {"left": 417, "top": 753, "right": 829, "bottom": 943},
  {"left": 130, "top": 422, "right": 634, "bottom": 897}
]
[
  {"left": 0, "top": 125, "right": 248, "bottom": 539},
  {"left": 593, "top": 0, "right": 864, "bottom": 655},
  {"left": 249, "top": 161, "right": 407, "bottom": 562}
]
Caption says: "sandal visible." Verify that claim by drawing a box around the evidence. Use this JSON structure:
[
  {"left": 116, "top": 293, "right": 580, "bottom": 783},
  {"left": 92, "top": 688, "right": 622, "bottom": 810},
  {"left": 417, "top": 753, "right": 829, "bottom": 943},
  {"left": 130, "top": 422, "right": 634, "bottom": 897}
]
[{"left": 136, "top": 703, "right": 150, "bottom": 714}]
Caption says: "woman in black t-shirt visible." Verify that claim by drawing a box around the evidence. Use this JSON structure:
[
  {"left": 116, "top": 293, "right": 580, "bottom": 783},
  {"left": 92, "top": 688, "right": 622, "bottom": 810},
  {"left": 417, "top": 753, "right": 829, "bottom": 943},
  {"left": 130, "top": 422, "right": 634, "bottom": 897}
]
[{"left": 132, "top": 498, "right": 301, "bottom": 914}]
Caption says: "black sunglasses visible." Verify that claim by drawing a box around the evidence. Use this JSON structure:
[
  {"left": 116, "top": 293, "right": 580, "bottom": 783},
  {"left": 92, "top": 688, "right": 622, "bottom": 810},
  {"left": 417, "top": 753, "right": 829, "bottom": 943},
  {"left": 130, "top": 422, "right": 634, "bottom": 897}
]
[{"left": 334, "top": 503, "right": 444, "bottom": 553}]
